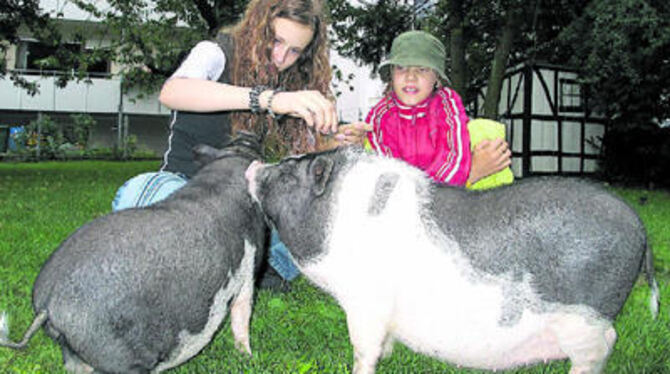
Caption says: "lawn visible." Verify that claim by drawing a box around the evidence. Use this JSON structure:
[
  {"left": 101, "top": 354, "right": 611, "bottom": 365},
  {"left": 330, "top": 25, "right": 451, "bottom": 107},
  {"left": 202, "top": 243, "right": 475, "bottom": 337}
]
[{"left": 0, "top": 161, "right": 669, "bottom": 373}]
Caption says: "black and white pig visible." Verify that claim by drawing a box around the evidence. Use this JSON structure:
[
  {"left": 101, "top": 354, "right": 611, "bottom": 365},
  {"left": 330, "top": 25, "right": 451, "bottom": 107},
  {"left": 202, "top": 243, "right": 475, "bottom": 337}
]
[
  {"left": 245, "top": 147, "right": 660, "bottom": 374},
  {"left": 0, "top": 133, "right": 267, "bottom": 373}
]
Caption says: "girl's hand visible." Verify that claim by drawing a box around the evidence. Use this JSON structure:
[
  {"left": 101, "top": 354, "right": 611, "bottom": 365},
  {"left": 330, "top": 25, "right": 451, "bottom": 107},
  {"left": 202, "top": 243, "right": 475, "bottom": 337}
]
[
  {"left": 333, "top": 122, "right": 372, "bottom": 146},
  {"left": 268, "top": 90, "right": 338, "bottom": 134},
  {"left": 468, "top": 138, "right": 512, "bottom": 184}
]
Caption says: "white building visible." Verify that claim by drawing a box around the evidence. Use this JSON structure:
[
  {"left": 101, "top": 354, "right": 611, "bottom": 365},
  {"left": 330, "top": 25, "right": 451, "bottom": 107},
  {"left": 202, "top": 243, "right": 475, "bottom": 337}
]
[{"left": 471, "top": 62, "right": 607, "bottom": 178}]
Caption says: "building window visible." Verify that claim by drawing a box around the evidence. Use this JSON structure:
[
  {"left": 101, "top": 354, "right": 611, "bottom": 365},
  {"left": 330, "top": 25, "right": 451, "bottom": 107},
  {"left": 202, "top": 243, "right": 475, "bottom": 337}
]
[
  {"left": 559, "top": 79, "right": 584, "bottom": 112},
  {"left": 14, "top": 40, "right": 111, "bottom": 76},
  {"left": 15, "top": 40, "right": 53, "bottom": 72},
  {"left": 82, "top": 48, "right": 111, "bottom": 77}
]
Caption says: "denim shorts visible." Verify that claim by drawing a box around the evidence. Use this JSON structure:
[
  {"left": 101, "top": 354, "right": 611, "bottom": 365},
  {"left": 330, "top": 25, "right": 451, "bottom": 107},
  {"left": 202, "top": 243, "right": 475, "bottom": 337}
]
[{"left": 112, "top": 171, "right": 188, "bottom": 211}]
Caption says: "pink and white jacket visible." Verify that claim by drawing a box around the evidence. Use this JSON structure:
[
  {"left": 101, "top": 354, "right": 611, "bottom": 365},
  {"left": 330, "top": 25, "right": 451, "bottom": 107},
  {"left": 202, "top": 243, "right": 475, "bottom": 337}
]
[{"left": 366, "top": 87, "right": 472, "bottom": 185}]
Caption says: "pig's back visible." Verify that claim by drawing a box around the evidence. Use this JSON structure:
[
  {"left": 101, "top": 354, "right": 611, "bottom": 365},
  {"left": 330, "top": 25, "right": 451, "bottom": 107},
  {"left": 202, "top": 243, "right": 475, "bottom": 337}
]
[{"left": 428, "top": 177, "right": 646, "bottom": 319}]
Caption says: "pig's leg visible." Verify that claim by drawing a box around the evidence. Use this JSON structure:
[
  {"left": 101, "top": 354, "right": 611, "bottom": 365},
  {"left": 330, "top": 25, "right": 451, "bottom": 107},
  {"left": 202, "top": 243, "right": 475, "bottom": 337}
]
[
  {"left": 61, "top": 346, "right": 95, "bottom": 374},
  {"left": 567, "top": 326, "right": 616, "bottom": 374},
  {"left": 550, "top": 315, "right": 616, "bottom": 374},
  {"left": 230, "top": 275, "right": 254, "bottom": 356},
  {"left": 380, "top": 335, "right": 395, "bottom": 359},
  {"left": 346, "top": 310, "right": 390, "bottom": 374}
]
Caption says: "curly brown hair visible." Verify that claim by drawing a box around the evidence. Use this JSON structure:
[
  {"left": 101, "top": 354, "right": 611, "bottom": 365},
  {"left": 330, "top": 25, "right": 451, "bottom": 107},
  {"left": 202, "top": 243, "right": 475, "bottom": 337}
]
[{"left": 223, "top": 0, "right": 332, "bottom": 156}]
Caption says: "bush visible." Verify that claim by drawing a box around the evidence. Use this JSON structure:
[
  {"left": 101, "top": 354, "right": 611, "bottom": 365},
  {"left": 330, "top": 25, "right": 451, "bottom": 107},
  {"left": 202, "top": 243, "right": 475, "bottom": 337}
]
[
  {"left": 2, "top": 114, "right": 157, "bottom": 161},
  {"left": 69, "top": 113, "right": 96, "bottom": 147},
  {"left": 10, "top": 115, "right": 61, "bottom": 159},
  {"left": 598, "top": 125, "right": 670, "bottom": 189},
  {"left": 8, "top": 114, "right": 97, "bottom": 160}
]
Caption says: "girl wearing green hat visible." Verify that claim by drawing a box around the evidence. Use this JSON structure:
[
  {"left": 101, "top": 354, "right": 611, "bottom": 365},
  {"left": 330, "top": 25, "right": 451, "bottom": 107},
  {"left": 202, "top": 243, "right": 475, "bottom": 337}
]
[{"left": 346, "top": 30, "right": 512, "bottom": 188}]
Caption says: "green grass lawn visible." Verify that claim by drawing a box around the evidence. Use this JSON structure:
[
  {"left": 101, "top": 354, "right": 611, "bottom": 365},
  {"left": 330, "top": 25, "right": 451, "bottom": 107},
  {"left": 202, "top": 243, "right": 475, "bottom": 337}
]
[{"left": 1, "top": 161, "right": 669, "bottom": 373}]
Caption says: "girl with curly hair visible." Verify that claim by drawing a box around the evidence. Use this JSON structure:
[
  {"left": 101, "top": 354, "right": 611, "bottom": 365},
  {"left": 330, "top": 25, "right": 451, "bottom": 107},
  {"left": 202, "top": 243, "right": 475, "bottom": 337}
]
[
  {"left": 113, "top": 0, "right": 339, "bottom": 289},
  {"left": 160, "top": 0, "right": 337, "bottom": 176}
]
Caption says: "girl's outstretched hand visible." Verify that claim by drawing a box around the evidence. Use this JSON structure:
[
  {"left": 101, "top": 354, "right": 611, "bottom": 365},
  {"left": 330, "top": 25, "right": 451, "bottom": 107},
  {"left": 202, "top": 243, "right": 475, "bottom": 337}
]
[
  {"left": 269, "top": 90, "right": 338, "bottom": 134},
  {"left": 334, "top": 122, "right": 372, "bottom": 146}
]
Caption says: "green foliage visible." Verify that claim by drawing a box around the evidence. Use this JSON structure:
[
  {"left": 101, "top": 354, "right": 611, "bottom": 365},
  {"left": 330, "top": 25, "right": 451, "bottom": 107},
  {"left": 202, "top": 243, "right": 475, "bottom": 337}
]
[
  {"left": 614, "top": 187, "right": 670, "bottom": 273},
  {"left": 0, "top": 161, "right": 669, "bottom": 373},
  {"left": 422, "top": 0, "right": 591, "bottom": 105},
  {"left": 328, "top": 0, "right": 414, "bottom": 73},
  {"left": 0, "top": 0, "right": 57, "bottom": 94},
  {"left": 598, "top": 126, "right": 670, "bottom": 189},
  {"left": 69, "top": 113, "right": 96, "bottom": 147},
  {"left": 8, "top": 0, "right": 251, "bottom": 96},
  {"left": 11, "top": 115, "right": 64, "bottom": 159},
  {"left": 327, "top": 0, "right": 594, "bottom": 115},
  {"left": 4, "top": 114, "right": 156, "bottom": 161},
  {"left": 8, "top": 114, "right": 96, "bottom": 160},
  {"left": 71, "top": 0, "right": 207, "bottom": 95},
  {"left": 559, "top": 0, "right": 670, "bottom": 127}
]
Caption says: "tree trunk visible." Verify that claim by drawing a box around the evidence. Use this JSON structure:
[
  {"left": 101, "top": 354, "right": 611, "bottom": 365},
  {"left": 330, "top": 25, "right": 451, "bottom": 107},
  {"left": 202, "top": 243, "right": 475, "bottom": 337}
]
[
  {"left": 447, "top": 0, "right": 467, "bottom": 95},
  {"left": 483, "top": 7, "right": 519, "bottom": 120}
]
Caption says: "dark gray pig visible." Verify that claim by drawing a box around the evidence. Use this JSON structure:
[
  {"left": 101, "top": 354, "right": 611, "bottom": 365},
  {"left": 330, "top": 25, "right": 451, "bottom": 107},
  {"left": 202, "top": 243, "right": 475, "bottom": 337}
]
[
  {"left": 0, "top": 133, "right": 267, "bottom": 373},
  {"left": 245, "top": 147, "right": 660, "bottom": 374}
]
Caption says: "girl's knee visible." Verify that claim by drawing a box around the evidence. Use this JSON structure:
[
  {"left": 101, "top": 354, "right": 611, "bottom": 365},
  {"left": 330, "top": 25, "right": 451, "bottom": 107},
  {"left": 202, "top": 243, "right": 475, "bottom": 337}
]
[{"left": 112, "top": 172, "right": 188, "bottom": 211}]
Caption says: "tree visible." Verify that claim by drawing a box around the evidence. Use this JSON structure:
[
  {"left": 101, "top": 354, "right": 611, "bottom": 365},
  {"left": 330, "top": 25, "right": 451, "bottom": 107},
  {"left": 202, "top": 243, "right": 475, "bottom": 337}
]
[
  {"left": 426, "top": 0, "right": 591, "bottom": 119},
  {"left": 559, "top": 0, "right": 670, "bottom": 129},
  {"left": 328, "top": 0, "right": 589, "bottom": 119},
  {"left": 480, "top": 1, "right": 525, "bottom": 119},
  {"left": 67, "top": 0, "right": 248, "bottom": 95},
  {"left": 328, "top": 0, "right": 414, "bottom": 73},
  {"left": 0, "top": 0, "right": 60, "bottom": 94},
  {"left": 3, "top": 0, "right": 248, "bottom": 96},
  {"left": 431, "top": 0, "right": 525, "bottom": 118}
]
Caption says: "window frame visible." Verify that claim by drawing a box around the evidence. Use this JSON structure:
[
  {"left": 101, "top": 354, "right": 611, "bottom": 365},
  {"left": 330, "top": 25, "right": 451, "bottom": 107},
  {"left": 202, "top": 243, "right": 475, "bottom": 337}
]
[{"left": 558, "top": 78, "right": 585, "bottom": 113}]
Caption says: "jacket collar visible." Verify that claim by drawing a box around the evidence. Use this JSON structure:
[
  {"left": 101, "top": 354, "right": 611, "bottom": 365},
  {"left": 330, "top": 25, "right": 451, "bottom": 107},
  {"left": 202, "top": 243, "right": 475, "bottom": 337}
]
[{"left": 391, "top": 92, "right": 433, "bottom": 120}]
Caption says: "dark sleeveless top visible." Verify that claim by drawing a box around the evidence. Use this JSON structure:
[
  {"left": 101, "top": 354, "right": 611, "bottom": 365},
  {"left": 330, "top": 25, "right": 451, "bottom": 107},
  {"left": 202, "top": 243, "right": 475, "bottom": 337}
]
[{"left": 160, "top": 33, "right": 234, "bottom": 178}]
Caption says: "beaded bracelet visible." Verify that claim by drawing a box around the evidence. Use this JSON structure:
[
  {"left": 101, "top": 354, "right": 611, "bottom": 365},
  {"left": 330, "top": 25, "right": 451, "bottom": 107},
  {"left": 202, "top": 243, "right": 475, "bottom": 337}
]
[
  {"left": 249, "top": 85, "right": 269, "bottom": 114},
  {"left": 266, "top": 87, "right": 284, "bottom": 119}
]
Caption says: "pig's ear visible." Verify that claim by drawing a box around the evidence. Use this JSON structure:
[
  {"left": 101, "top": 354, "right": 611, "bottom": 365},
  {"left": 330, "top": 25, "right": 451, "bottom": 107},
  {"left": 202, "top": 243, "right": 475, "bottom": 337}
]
[
  {"left": 192, "top": 144, "right": 222, "bottom": 166},
  {"left": 310, "top": 156, "right": 334, "bottom": 196}
]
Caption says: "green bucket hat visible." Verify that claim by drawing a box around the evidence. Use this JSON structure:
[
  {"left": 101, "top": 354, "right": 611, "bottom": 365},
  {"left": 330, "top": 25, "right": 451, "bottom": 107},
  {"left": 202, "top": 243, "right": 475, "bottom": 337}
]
[{"left": 379, "top": 30, "right": 449, "bottom": 83}]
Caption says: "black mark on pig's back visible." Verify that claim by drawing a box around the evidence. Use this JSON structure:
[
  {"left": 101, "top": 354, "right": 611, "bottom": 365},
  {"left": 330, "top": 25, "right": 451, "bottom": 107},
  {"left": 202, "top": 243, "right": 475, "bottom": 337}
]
[
  {"left": 427, "top": 177, "right": 646, "bottom": 319},
  {"left": 368, "top": 173, "right": 400, "bottom": 216}
]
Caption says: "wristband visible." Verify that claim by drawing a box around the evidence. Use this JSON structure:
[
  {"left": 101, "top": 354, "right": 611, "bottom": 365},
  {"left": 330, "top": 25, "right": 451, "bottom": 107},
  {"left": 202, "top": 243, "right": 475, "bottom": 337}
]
[
  {"left": 266, "top": 87, "right": 284, "bottom": 119},
  {"left": 249, "top": 85, "right": 269, "bottom": 114}
]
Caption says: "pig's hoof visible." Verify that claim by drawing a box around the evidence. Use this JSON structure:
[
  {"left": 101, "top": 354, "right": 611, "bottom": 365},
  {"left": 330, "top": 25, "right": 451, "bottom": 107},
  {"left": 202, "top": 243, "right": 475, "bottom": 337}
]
[
  {"left": 235, "top": 340, "right": 252, "bottom": 356},
  {"left": 381, "top": 338, "right": 394, "bottom": 359}
]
